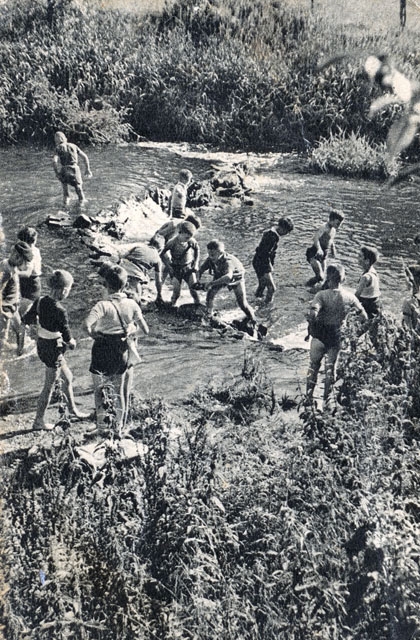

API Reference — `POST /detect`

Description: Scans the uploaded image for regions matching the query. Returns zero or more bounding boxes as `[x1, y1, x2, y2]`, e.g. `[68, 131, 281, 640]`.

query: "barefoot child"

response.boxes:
[253, 216, 294, 303]
[306, 208, 344, 286]
[1, 241, 33, 354]
[355, 246, 381, 318]
[161, 221, 200, 306]
[169, 169, 193, 218]
[53, 131, 92, 206]
[306, 264, 367, 405]
[85, 264, 149, 434]
[23, 270, 88, 430]
[197, 240, 257, 322]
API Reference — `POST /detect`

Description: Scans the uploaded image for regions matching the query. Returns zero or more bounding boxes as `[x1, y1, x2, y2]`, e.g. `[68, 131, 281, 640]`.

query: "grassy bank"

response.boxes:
[1, 0, 420, 165]
[1, 317, 420, 639]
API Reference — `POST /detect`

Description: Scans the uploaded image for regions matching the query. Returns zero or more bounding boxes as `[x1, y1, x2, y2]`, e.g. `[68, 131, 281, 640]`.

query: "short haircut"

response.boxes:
[48, 269, 73, 291]
[17, 226, 37, 245]
[185, 214, 202, 230]
[54, 131, 67, 145]
[179, 169, 192, 183]
[360, 246, 379, 266]
[149, 235, 165, 251]
[99, 263, 127, 292]
[329, 208, 345, 223]
[277, 217, 294, 233]
[178, 221, 196, 237]
[13, 241, 33, 263]
[207, 239, 224, 252]
[326, 263, 345, 285]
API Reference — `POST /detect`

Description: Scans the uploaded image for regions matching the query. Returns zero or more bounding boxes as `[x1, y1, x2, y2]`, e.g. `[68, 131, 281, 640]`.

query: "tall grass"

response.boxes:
[2, 0, 420, 160]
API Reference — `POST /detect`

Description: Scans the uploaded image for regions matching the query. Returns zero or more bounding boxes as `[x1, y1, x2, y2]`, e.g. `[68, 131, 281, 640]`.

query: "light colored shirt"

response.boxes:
[170, 182, 187, 215]
[310, 287, 364, 327]
[85, 292, 144, 336]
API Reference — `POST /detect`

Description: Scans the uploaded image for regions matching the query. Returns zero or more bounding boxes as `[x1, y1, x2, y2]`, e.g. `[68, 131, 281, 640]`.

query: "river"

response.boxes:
[1, 142, 419, 414]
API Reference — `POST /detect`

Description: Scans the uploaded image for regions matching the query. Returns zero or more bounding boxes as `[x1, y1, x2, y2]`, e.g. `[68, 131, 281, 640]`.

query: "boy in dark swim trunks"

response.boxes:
[355, 246, 381, 318]
[306, 208, 344, 286]
[197, 240, 256, 322]
[53, 131, 92, 206]
[23, 270, 89, 430]
[253, 216, 294, 303]
[306, 264, 367, 405]
[161, 221, 200, 306]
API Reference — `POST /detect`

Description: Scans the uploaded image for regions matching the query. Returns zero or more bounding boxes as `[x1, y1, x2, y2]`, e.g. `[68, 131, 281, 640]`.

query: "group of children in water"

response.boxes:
[1, 133, 420, 432]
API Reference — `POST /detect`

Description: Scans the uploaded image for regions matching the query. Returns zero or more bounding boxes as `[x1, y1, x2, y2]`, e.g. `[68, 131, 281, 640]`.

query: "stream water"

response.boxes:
[1, 142, 420, 413]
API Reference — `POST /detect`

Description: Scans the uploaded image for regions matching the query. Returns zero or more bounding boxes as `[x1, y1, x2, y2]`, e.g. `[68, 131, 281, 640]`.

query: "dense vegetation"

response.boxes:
[2, 316, 420, 639]
[1, 0, 420, 163]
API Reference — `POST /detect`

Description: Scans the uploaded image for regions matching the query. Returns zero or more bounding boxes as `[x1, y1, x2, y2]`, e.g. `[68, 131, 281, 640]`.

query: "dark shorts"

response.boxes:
[306, 246, 325, 263]
[60, 165, 82, 188]
[252, 254, 272, 278]
[172, 208, 185, 219]
[172, 263, 195, 283]
[310, 322, 341, 349]
[37, 337, 66, 369]
[20, 275, 41, 301]
[90, 334, 128, 376]
[359, 296, 381, 319]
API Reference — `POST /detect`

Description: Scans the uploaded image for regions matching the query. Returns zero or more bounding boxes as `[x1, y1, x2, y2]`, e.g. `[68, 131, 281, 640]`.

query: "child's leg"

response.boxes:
[306, 338, 326, 399]
[206, 286, 219, 315]
[309, 257, 324, 283]
[324, 347, 340, 402]
[75, 185, 86, 205]
[33, 366, 59, 429]
[234, 281, 256, 322]
[264, 273, 276, 303]
[121, 368, 134, 430]
[170, 277, 182, 306]
[187, 273, 200, 305]
[60, 358, 90, 419]
[62, 182, 70, 206]
[255, 274, 267, 298]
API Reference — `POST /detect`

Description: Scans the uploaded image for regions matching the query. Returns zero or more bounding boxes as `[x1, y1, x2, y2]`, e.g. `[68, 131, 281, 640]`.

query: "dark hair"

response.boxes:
[326, 263, 345, 285]
[178, 221, 196, 237]
[48, 269, 73, 290]
[207, 239, 224, 252]
[329, 208, 345, 223]
[277, 217, 294, 233]
[149, 235, 165, 251]
[179, 169, 192, 183]
[17, 226, 37, 245]
[360, 246, 379, 266]
[99, 263, 127, 292]
[185, 214, 201, 230]
[13, 241, 33, 262]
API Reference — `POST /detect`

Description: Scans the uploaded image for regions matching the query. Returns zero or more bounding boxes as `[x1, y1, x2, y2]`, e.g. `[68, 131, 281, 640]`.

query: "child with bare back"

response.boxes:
[23, 270, 89, 430]
[53, 131, 92, 206]
[169, 169, 193, 218]
[161, 221, 200, 306]
[305, 208, 344, 286]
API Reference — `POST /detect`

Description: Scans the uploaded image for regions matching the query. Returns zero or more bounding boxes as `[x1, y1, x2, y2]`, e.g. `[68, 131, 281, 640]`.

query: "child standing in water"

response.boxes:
[23, 270, 88, 430]
[169, 169, 193, 218]
[355, 246, 381, 318]
[253, 216, 294, 303]
[161, 221, 201, 306]
[306, 208, 345, 286]
[1, 241, 33, 354]
[53, 131, 92, 206]
[306, 264, 367, 405]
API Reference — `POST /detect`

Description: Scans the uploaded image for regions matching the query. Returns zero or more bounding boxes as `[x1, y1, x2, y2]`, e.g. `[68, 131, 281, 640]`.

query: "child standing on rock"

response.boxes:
[53, 131, 92, 207]
[23, 270, 89, 431]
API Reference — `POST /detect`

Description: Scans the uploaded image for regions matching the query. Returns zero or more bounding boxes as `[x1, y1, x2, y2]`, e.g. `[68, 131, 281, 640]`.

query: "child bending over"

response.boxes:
[306, 208, 344, 286]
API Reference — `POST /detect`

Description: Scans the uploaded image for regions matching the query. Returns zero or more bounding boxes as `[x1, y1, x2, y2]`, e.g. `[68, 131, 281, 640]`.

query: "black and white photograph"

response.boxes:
[1, 0, 420, 637]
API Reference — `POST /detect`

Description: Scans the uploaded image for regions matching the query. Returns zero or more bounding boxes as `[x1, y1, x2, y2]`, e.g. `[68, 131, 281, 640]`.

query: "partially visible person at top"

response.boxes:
[1, 241, 33, 355]
[197, 240, 256, 323]
[253, 216, 294, 304]
[355, 246, 381, 319]
[23, 270, 89, 430]
[117, 235, 165, 304]
[305, 208, 345, 287]
[402, 263, 420, 339]
[306, 264, 367, 405]
[152, 212, 201, 248]
[169, 169, 193, 218]
[53, 131, 92, 207]
[84, 264, 149, 435]
[161, 221, 200, 306]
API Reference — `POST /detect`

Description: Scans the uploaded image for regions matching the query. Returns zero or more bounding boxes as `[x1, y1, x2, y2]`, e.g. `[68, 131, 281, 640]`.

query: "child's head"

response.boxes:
[179, 169, 193, 185]
[149, 235, 165, 252]
[277, 216, 294, 236]
[54, 131, 67, 146]
[178, 221, 196, 240]
[185, 213, 202, 230]
[328, 208, 345, 228]
[10, 241, 33, 267]
[207, 239, 224, 260]
[99, 263, 127, 293]
[48, 269, 73, 300]
[405, 264, 420, 291]
[17, 226, 38, 246]
[359, 246, 379, 269]
[325, 263, 345, 287]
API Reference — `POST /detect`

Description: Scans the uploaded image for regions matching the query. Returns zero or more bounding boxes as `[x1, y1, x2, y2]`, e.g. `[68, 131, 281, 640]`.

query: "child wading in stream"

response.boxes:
[23, 270, 89, 430]
[53, 131, 92, 206]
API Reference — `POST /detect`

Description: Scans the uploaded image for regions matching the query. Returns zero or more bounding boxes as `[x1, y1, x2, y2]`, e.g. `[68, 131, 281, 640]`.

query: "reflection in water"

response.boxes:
[1, 143, 419, 404]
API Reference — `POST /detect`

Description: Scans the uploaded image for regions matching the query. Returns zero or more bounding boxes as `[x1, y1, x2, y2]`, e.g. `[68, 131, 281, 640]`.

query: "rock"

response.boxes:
[73, 214, 93, 229]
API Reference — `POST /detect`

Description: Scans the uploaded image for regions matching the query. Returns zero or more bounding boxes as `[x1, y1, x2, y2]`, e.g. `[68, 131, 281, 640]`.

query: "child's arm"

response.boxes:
[154, 261, 163, 301]
[197, 257, 210, 280]
[77, 148, 92, 177]
[134, 306, 149, 335]
[312, 228, 325, 258]
[192, 240, 200, 271]
[355, 273, 370, 299]
[22, 299, 38, 325]
[52, 153, 61, 178]
[160, 243, 174, 275]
